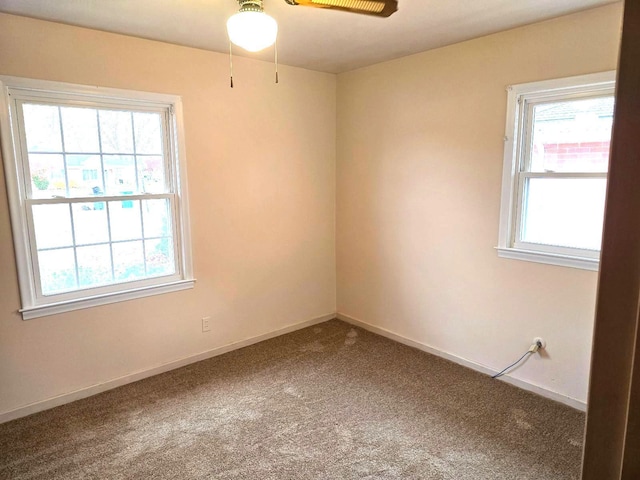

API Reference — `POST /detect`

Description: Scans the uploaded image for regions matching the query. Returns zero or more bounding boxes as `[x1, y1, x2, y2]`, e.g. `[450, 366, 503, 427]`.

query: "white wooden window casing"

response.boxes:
[0, 76, 194, 319]
[497, 71, 616, 271]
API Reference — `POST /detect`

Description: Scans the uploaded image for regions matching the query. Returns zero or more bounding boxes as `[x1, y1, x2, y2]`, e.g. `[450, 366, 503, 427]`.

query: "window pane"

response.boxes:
[28, 154, 66, 198]
[22, 104, 62, 153]
[142, 199, 172, 238]
[77, 244, 113, 288]
[133, 112, 163, 154]
[72, 203, 109, 245]
[99, 110, 134, 154]
[138, 156, 166, 193]
[66, 155, 103, 197]
[530, 97, 614, 173]
[103, 155, 137, 195]
[113, 241, 145, 281]
[145, 238, 175, 277]
[60, 107, 100, 153]
[39, 248, 77, 295]
[32, 204, 73, 249]
[521, 177, 606, 250]
[109, 200, 142, 241]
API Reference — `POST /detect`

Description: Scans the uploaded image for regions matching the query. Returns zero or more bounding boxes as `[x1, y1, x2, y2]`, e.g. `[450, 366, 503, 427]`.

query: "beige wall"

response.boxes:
[336, 4, 622, 406]
[0, 14, 336, 416]
[0, 3, 624, 418]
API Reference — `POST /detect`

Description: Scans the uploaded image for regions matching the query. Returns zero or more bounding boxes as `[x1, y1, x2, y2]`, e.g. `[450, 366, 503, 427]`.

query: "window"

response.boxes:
[497, 71, 616, 271]
[0, 76, 194, 319]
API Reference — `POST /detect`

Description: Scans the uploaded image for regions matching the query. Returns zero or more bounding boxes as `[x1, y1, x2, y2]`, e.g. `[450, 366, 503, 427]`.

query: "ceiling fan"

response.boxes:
[226, 0, 398, 86]
[283, 0, 398, 18]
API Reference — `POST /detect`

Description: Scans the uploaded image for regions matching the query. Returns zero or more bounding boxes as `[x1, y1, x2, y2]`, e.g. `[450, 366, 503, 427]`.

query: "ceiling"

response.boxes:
[0, 0, 620, 73]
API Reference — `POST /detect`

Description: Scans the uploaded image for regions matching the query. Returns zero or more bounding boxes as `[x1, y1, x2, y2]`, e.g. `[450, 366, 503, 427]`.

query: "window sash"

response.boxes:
[25, 194, 182, 305]
[512, 172, 607, 256]
[14, 99, 174, 199]
[520, 94, 613, 175]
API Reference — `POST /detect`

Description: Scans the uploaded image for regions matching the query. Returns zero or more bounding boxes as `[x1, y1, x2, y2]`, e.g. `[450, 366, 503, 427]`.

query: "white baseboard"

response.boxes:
[337, 312, 587, 412]
[0, 312, 336, 424]
[3, 311, 585, 423]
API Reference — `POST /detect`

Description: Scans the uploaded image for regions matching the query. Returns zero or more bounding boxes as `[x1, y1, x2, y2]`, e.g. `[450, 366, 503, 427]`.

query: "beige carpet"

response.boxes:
[0, 319, 585, 479]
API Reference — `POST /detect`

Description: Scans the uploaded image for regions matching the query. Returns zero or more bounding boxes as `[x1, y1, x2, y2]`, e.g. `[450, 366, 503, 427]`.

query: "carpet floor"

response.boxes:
[0, 319, 585, 479]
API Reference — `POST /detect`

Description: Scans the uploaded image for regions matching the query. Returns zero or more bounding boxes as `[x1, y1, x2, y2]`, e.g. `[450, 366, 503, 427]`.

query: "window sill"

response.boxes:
[496, 247, 599, 271]
[20, 279, 196, 320]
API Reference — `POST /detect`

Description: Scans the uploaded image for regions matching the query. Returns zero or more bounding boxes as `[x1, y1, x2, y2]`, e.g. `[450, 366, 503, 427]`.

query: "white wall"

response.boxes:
[0, 13, 336, 418]
[336, 4, 623, 407]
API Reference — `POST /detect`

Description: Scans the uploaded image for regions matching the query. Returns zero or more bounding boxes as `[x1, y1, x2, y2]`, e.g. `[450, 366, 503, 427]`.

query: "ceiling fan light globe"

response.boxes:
[227, 11, 278, 52]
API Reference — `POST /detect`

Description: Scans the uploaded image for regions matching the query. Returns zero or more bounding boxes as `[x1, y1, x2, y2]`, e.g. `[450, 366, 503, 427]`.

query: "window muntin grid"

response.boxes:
[17, 100, 179, 298]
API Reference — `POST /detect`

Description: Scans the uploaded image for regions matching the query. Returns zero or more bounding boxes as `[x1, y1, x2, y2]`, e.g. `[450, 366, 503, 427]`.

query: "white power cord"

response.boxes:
[492, 340, 544, 379]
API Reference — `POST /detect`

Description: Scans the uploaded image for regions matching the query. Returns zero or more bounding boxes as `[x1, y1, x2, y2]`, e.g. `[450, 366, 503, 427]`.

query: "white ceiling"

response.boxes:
[0, 0, 620, 73]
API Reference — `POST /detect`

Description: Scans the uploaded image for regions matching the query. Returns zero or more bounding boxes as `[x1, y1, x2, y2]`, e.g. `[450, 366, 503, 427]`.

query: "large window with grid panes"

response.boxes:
[497, 71, 615, 271]
[0, 76, 193, 319]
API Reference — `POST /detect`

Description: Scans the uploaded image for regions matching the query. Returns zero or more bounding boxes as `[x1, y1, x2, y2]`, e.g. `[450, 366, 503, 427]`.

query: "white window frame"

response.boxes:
[497, 71, 616, 271]
[0, 76, 195, 319]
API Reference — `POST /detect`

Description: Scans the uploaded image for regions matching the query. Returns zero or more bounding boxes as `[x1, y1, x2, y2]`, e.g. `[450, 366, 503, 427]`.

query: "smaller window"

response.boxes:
[497, 71, 616, 270]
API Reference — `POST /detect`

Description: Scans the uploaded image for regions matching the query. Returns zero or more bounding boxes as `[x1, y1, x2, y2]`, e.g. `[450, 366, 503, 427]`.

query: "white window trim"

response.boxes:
[497, 70, 616, 271]
[0, 76, 195, 319]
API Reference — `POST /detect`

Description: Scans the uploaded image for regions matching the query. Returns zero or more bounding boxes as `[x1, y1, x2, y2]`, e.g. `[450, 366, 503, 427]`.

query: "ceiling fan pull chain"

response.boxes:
[275, 39, 279, 84]
[229, 41, 234, 88]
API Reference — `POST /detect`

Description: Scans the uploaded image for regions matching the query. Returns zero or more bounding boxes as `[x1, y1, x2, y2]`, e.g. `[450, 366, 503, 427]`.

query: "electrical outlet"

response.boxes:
[202, 316, 211, 333]
[533, 337, 546, 349]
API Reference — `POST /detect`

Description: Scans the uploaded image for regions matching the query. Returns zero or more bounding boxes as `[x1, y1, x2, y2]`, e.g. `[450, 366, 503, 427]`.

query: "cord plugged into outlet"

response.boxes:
[492, 336, 546, 379]
[528, 337, 545, 353]
[533, 337, 546, 349]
